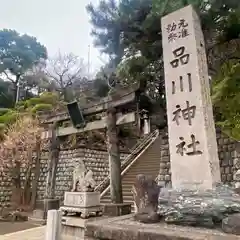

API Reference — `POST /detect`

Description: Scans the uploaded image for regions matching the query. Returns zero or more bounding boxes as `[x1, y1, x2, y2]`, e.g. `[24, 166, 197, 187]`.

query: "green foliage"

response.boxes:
[0, 29, 47, 77]
[0, 110, 18, 125]
[25, 92, 59, 108]
[0, 92, 59, 133]
[25, 97, 44, 108]
[39, 92, 59, 105]
[15, 100, 27, 109]
[0, 29, 48, 104]
[212, 61, 240, 140]
[0, 108, 10, 116]
[31, 103, 53, 114]
[0, 78, 14, 108]
[93, 78, 110, 97]
[87, 0, 240, 97]
[88, 0, 240, 135]
[218, 9, 240, 43]
[86, 0, 123, 65]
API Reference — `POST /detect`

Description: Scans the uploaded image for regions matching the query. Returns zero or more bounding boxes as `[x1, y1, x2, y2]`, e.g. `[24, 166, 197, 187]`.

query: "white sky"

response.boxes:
[0, 0, 105, 74]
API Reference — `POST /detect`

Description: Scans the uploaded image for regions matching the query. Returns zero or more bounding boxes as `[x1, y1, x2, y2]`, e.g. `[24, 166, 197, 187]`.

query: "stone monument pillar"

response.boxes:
[161, 5, 221, 190]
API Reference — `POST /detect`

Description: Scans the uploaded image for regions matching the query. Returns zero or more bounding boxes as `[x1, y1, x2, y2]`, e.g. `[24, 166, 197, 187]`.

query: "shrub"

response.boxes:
[31, 103, 53, 114]
[25, 98, 43, 108]
[39, 92, 59, 105]
[0, 108, 10, 116]
[15, 100, 27, 110]
[25, 92, 59, 109]
[0, 111, 18, 125]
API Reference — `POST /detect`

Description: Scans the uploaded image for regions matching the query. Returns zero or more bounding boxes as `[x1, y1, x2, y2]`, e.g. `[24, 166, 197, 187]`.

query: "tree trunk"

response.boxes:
[45, 123, 60, 199]
[11, 161, 21, 208]
[13, 74, 21, 106]
[22, 164, 32, 206]
[13, 82, 18, 106]
[49, 147, 60, 198]
[106, 108, 123, 204]
[31, 136, 41, 209]
[12, 161, 21, 189]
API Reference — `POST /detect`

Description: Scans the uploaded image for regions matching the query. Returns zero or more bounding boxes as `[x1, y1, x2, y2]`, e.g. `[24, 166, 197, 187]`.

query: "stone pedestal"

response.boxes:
[60, 192, 103, 219]
[62, 216, 104, 240]
[102, 203, 131, 217]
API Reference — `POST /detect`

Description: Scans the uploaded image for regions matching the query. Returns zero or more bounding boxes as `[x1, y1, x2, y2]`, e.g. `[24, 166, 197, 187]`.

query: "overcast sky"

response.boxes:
[0, 0, 104, 74]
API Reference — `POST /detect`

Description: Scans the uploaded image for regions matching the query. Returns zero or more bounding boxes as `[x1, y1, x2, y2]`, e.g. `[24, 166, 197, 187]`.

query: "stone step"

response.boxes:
[99, 132, 160, 208]
[101, 194, 133, 200]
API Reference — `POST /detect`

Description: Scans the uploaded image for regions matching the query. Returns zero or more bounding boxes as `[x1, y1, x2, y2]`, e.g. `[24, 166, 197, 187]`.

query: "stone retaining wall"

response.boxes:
[0, 170, 11, 205]
[157, 129, 240, 187]
[1, 129, 240, 206]
[37, 148, 128, 202]
[0, 147, 128, 206]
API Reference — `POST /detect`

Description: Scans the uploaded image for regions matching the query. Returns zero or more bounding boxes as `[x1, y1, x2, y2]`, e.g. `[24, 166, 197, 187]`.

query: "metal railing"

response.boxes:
[94, 129, 160, 194]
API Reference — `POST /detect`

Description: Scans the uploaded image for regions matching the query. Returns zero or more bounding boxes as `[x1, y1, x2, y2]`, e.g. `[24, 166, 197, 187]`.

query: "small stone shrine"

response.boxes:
[60, 159, 102, 219]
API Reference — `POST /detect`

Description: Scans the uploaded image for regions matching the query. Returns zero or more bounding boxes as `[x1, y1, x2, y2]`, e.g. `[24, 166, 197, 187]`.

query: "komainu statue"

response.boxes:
[71, 160, 96, 192]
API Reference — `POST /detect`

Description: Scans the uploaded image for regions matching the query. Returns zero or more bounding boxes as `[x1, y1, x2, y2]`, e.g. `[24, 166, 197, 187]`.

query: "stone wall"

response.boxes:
[157, 128, 240, 187]
[37, 148, 128, 202]
[0, 147, 128, 206]
[0, 170, 12, 205]
[0, 163, 36, 207]
[1, 128, 240, 206]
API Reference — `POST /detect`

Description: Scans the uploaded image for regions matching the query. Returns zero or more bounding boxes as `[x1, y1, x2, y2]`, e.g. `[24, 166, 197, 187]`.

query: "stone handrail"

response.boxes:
[94, 129, 160, 193]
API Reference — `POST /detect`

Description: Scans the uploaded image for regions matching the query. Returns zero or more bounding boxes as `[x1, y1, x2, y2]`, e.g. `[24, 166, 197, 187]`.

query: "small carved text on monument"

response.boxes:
[176, 134, 202, 156]
[172, 73, 192, 94]
[167, 19, 189, 43]
[172, 101, 196, 126]
[170, 46, 190, 68]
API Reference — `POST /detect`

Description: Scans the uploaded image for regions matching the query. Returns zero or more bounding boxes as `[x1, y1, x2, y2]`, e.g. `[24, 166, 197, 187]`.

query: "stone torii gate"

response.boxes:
[42, 83, 152, 205]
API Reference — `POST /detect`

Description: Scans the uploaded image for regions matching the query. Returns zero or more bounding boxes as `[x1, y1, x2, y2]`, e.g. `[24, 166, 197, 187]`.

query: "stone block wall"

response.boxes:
[232, 142, 240, 184]
[157, 129, 240, 187]
[1, 129, 240, 206]
[37, 148, 128, 202]
[217, 130, 236, 183]
[0, 155, 37, 206]
[0, 163, 36, 207]
[0, 170, 12, 205]
[0, 147, 128, 206]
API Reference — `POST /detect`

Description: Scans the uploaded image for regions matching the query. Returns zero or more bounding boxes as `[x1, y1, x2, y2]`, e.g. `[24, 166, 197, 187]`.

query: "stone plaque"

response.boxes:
[64, 192, 100, 208]
[161, 5, 221, 190]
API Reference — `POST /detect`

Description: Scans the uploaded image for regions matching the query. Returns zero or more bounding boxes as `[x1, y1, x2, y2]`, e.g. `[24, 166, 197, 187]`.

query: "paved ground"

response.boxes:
[0, 221, 43, 235]
[0, 226, 45, 240]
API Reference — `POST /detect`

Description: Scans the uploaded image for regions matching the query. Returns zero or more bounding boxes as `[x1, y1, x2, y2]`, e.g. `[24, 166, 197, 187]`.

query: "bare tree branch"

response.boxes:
[2, 71, 15, 82]
[44, 52, 87, 101]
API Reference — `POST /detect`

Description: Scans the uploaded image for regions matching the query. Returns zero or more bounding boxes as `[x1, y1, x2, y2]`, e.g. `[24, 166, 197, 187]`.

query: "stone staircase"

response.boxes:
[95, 130, 161, 210]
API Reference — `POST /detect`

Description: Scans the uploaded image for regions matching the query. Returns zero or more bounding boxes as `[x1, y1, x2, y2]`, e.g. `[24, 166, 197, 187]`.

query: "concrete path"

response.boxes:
[0, 226, 45, 240]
